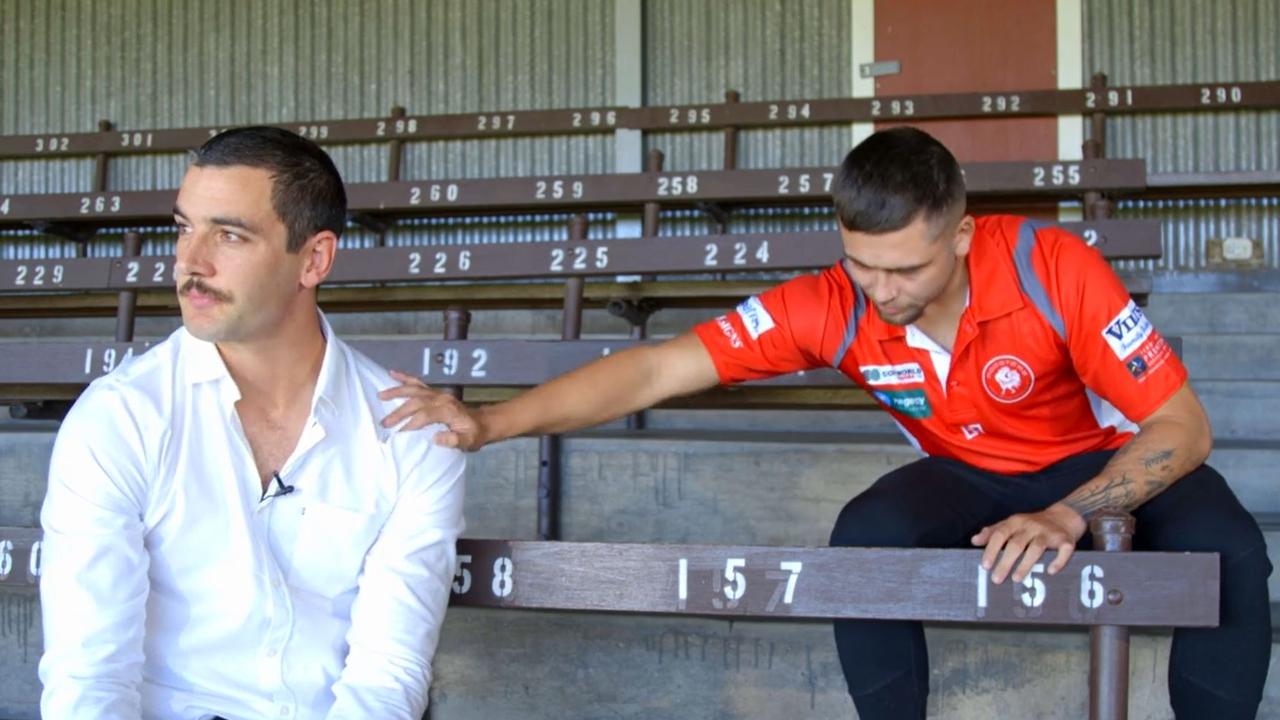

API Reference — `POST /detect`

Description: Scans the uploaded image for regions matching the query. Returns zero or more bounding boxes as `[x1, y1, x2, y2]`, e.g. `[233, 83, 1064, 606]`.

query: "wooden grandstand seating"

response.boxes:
[0, 78, 1275, 156]
[0, 515, 1221, 720]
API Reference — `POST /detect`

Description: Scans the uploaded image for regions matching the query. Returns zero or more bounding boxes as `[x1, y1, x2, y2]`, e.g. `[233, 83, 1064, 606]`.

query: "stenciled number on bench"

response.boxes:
[1082, 229, 1101, 247]
[1199, 85, 1243, 105]
[0, 197, 9, 215]
[123, 259, 169, 284]
[376, 118, 419, 136]
[703, 240, 770, 268]
[450, 554, 514, 598]
[452, 554, 473, 594]
[34, 136, 71, 152]
[668, 107, 712, 125]
[83, 346, 134, 376]
[871, 98, 915, 117]
[13, 263, 66, 287]
[297, 125, 329, 140]
[549, 245, 608, 272]
[776, 172, 834, 195]
[981, 94, 1022, 113]
[975, 562, 1107, 611]
[79, 194, 123, 215]
[492, 556, 514, 597]
[1031, 163, 1081, 188]
[409, 183, 460, 205]
[421, 347, 488, 379]
[656, 174, 699, 197]
[407, 250, 472, 276]
[0, 538, 42, 584]
[1085, 89, 1134, 109]
[477, 114, 516, 132]
[768, 102, 811, 120]
[571, 110, 617, 128]
[119, 132, 154, 148]
[677, 557, 803, 612]
[534, 179, 585, 200]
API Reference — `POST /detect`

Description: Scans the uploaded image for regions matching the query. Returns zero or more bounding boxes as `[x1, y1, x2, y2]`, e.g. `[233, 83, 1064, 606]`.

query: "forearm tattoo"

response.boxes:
[1063, 446, 1177, 520]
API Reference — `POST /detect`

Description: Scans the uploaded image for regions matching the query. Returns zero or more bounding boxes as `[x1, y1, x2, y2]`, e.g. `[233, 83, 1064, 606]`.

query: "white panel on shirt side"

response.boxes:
[1085, 388, 1140, 435]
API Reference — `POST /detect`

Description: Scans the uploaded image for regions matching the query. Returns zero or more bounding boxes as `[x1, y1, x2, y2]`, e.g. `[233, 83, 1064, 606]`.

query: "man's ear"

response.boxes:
[952, 215, 976, 258]
[299, 231, 337, 289]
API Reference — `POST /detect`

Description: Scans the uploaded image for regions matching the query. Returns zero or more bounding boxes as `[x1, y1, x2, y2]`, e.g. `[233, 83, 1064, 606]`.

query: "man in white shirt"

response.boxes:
[38, 126, 466, 720]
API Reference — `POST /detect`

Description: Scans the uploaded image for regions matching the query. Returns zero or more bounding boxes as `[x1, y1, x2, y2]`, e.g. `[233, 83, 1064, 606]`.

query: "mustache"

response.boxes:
[179, 277, 232, 303]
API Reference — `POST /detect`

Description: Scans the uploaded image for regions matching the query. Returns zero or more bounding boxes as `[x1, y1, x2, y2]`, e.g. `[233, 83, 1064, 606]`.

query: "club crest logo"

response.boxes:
[982, 355, 1035, 404]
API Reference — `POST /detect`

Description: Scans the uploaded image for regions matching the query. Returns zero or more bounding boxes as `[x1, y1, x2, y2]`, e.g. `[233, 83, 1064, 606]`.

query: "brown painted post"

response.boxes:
[721, 89, 740, 181]
[1083, 73, 1109, 220]
[93, 119, 114, 198]
[1089, 510, 1135, 720]
[114, 231, 143, 341]
[440, 306, 472, 399]
[380, 106, 408, 248]
[641, 148, 665, 239]
[624, 150, 667, 430]
[538, 215, 588, 541]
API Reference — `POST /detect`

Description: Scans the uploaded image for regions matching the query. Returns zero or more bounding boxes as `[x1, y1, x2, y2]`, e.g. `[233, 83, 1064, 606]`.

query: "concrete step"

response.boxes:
[1142, 292, 1280, 336]
[1197, 380, 1280, 441]
[1, 597, 1275, 720]
[425, 610, 1280, 720]
[1179, 334, 1280, 381]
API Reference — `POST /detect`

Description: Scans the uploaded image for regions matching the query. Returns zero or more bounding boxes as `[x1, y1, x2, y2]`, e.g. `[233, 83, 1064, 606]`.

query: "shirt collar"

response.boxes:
[966, 217, 1025, 322]
[179, 310, 345, 423]
[857, 217, 1025, 342]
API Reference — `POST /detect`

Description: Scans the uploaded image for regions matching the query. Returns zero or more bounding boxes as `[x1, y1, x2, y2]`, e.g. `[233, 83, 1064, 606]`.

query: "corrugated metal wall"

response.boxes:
[1085, 0, 1280, 270]
[644, 0, 851, 237]
[0, 0, 617, 258]
[0, 0, 1276, 269]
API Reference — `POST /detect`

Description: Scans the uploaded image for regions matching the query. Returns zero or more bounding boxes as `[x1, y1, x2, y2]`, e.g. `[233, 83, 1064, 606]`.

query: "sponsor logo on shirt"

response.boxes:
[1124, 333, 1172, 382]
[715, 316, 743, 349]
[1126, 355, 1148, 379]
[872, 389, 932, 419]
[735, 296, 776, 340]
[1102, 300, 1153, 359]
[981, 355, 1035, 403]
[859, 362, 926, 387]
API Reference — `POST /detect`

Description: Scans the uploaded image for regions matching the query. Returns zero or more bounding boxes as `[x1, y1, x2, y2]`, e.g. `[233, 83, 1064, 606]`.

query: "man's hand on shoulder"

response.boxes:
[971, 502, 1088, 585]
[378, 370, 489, 451]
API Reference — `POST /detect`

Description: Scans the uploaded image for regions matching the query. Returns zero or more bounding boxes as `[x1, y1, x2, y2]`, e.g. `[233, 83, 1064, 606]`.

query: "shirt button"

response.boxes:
[267, 648, 278, 658]
[280, 707, 292, 717]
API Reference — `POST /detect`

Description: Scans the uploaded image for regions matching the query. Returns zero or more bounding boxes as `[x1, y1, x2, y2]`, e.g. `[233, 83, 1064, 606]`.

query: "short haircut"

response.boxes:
[192, 127, 347, 252]
[832, 126, 966, 234]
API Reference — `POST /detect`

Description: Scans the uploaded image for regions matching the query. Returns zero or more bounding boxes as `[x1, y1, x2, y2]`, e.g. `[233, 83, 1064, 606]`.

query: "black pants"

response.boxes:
[828, 450, 1272, 719]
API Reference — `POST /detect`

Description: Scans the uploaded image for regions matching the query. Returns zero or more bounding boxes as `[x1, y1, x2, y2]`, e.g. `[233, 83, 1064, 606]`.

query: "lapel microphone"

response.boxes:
[262, 471, 296, 501]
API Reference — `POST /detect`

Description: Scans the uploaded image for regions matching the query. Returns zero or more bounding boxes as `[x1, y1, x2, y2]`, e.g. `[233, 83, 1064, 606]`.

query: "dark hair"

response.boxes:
[831, 126, 965, 234]
[192, 126, 347, 252]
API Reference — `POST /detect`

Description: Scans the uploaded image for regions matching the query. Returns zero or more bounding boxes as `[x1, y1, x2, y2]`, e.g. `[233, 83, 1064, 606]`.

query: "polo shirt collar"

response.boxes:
[852, 220, 1025, 342]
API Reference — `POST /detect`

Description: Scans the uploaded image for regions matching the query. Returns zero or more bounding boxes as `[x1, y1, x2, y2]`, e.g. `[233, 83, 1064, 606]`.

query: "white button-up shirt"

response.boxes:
[39, 314, 466, 720]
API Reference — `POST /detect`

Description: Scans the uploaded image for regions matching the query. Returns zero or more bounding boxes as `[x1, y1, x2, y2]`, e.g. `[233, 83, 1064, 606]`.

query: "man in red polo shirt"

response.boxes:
[381, 127, 1271, 718]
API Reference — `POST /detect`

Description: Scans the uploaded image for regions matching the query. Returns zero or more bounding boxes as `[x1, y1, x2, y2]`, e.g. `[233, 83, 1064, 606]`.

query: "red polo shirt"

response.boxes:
[693, 215, 1186, 474]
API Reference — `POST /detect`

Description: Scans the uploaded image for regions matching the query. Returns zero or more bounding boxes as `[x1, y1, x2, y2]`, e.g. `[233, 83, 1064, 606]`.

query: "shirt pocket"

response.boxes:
[287, 501, 384, 599]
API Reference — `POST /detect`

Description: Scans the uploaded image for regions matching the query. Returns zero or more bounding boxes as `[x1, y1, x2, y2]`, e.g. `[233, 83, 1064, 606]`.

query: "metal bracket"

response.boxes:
[348, 212, 391, 235]
[28, 221, 96, 243]
[694, 201, 731, 228]
[607, 298, 661, 326]
[859, 60, 901, 78]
